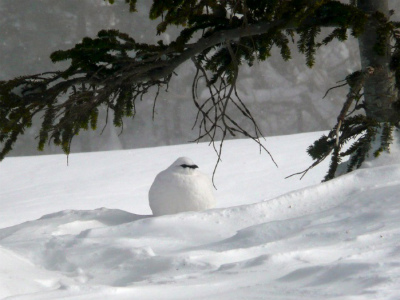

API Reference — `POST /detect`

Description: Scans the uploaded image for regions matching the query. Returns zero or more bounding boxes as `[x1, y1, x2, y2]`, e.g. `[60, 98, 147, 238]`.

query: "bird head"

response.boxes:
[169, 157, 199, 172]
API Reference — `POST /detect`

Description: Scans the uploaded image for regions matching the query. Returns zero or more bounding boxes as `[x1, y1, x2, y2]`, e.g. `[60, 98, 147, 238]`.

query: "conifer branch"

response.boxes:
[288, 66, 376, 180]
[0, 0, 393, 172]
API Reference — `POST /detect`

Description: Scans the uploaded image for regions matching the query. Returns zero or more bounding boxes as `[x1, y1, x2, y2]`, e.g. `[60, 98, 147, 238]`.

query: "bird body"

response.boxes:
[149, 157, 216, 216]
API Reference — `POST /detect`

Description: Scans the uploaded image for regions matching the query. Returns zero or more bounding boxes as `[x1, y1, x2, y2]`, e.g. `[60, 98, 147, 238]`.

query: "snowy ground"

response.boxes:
[1, 131, 400, 299]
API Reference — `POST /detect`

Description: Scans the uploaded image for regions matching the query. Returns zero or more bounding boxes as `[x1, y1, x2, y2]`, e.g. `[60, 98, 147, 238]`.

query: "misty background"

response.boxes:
[1, 0, 399, 157]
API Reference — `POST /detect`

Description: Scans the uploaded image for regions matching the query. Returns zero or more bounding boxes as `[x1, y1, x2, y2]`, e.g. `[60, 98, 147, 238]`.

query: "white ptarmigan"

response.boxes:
[149, 157, 216, 216]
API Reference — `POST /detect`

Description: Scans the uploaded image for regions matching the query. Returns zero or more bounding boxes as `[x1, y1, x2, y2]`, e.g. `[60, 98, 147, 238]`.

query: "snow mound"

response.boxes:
[2, 163, 400, 299]
[1, 132, 400, 299]
[0, 246, 63, 299]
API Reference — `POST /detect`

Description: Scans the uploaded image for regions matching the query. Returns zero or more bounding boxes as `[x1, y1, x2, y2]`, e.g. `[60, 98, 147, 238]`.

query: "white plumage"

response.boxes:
[149, 157, 216, 216]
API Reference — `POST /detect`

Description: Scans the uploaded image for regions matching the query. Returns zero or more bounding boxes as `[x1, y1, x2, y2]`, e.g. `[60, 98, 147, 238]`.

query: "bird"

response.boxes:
[149, 157, 216, 216]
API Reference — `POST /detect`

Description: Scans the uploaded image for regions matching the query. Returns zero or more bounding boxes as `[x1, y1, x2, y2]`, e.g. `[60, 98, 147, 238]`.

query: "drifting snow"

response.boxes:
[1, 131, 400, 299]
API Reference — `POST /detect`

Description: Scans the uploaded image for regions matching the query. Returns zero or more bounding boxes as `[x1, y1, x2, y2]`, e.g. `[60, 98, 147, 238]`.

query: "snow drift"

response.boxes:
[1, 131, 400, 299]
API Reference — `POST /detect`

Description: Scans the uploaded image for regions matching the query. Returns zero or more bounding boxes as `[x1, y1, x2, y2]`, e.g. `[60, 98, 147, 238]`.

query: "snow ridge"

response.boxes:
[1, 132, 400, 299]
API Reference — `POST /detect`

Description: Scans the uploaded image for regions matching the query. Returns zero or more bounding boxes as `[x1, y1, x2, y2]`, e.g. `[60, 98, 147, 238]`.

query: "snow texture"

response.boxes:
[1, 131, 400, 299]
[149, 157, 216, 216]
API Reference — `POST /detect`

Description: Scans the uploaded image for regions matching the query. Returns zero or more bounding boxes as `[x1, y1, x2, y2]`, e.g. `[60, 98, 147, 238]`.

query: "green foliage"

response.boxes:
[313, 1, 367, 32]
[319, 27, 347, 45]
[372, 11, 393, 56]
[307, 134, 334, 161]
[345, 126, 376, 172]
[297, 26, 321, 67]
[50, 29, 152, 79]
[1, 0, 399, 172]
[295, 2, 368, 67]
[325, 145, 341, 182]
[308, 116, 396, 181]
[0, 28, 171, 159]
[373, 123, 393, 158]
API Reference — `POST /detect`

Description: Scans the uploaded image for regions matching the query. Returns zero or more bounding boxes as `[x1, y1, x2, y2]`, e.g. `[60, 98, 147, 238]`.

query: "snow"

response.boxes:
[1, 131, 400, 299]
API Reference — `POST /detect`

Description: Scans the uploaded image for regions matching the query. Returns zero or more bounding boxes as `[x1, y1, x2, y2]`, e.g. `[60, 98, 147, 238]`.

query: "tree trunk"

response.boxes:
[357, 0, 399, 123]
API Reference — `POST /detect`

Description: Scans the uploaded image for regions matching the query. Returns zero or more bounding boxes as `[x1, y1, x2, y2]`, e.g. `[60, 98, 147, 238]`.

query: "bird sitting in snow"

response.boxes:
[149, 157, 216, 216]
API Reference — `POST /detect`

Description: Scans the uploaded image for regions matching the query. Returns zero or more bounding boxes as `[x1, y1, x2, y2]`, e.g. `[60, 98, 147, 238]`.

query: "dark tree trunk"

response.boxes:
[357, 0, 399, 123]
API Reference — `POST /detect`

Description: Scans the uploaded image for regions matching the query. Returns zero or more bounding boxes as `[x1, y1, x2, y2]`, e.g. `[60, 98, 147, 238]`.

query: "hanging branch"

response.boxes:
[287, 67, 375, 180]
[191, 40, 277, 185]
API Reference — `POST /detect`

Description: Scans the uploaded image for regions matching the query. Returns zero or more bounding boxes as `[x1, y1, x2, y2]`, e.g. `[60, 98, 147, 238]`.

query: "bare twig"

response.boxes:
[189, 39, 278, 185]
[322, 83, 347, 99]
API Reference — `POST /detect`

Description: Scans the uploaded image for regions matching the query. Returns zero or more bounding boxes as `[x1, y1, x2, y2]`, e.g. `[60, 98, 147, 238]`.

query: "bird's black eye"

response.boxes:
[180, 164, 199, 169]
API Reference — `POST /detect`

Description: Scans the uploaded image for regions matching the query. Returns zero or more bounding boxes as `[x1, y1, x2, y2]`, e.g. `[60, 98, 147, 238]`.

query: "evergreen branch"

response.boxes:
[0, 1, 387, 163]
